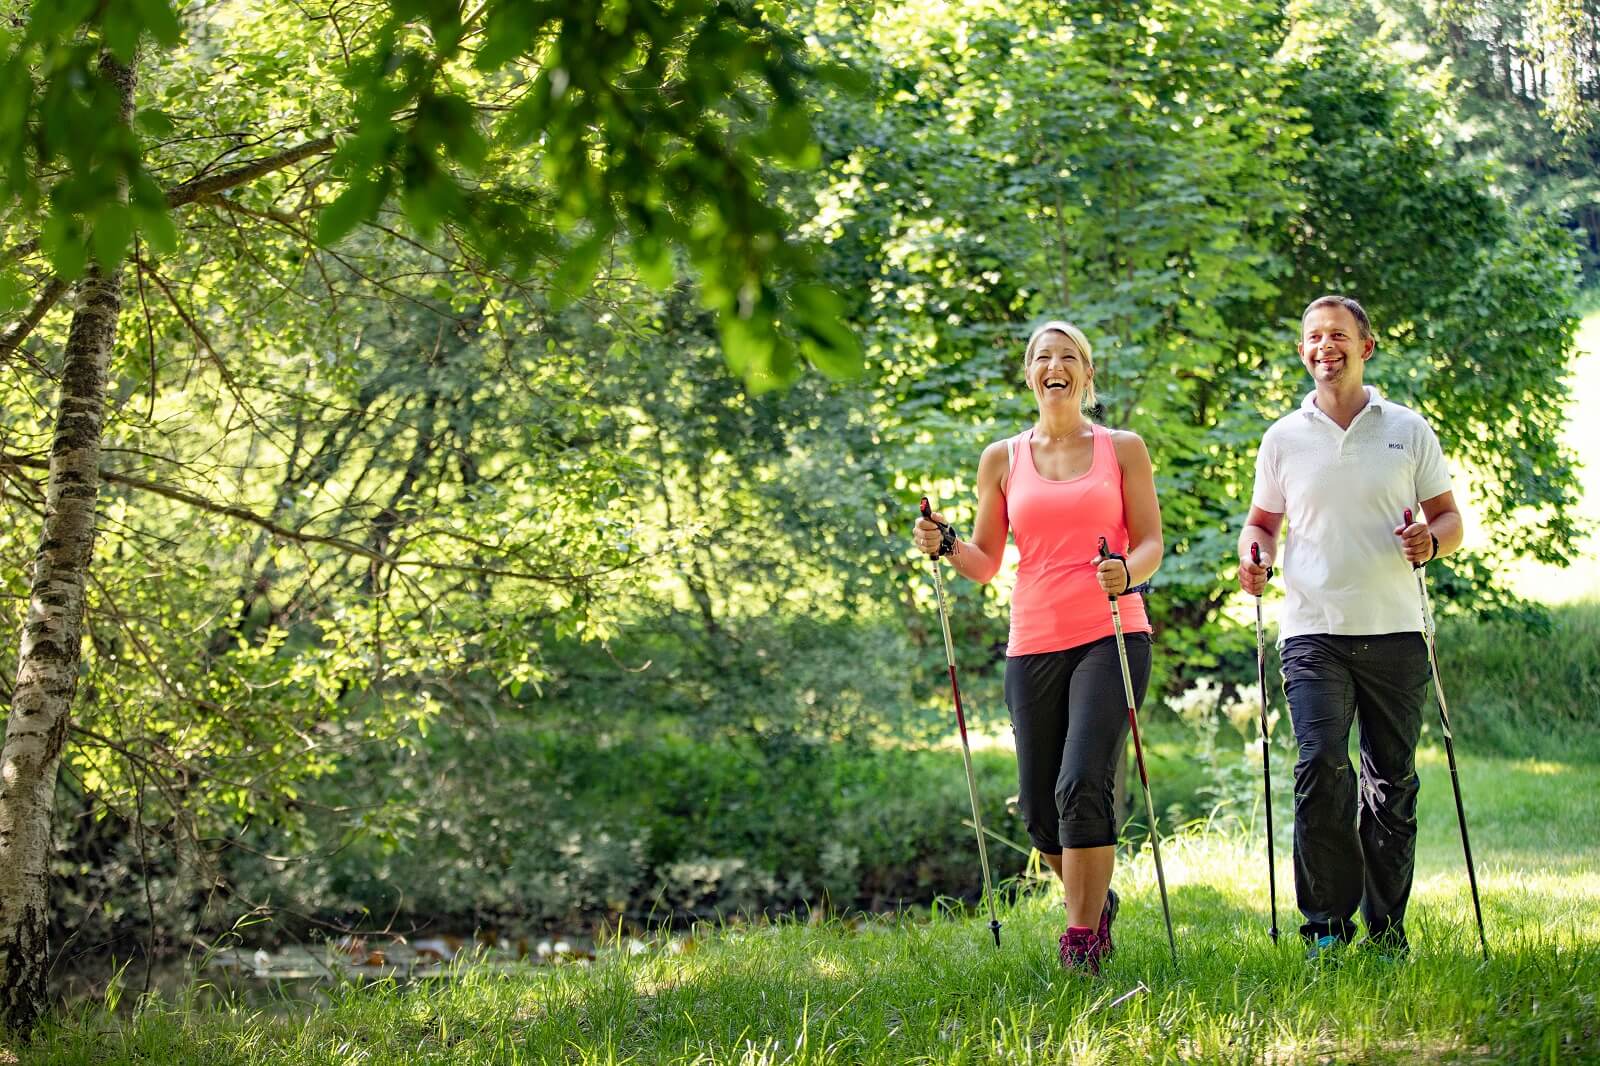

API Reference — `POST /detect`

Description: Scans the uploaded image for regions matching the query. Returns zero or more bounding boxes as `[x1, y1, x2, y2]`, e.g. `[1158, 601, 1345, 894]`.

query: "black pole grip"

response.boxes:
[1097, 537, 1122, 601]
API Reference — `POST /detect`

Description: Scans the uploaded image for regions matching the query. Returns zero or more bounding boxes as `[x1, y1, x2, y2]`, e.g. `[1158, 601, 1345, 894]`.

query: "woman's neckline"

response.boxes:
[1025, 425, 1098, 484]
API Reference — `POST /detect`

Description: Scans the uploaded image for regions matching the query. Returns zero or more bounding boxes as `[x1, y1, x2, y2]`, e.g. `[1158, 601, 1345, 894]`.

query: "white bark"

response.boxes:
[0, 51, 134, 1038]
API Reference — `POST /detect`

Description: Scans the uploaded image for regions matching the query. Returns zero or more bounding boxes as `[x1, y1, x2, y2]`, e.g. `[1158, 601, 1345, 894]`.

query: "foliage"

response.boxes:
[1, 0, 1591, 987]
[1371, 0, 1600, 278]
[1433, 598, 1600, 756]
[17, 746, 1600, 1063]
[216, 721, 1027, 935]
[802, 0, 1583, 703]
[0, 0, 863, 383]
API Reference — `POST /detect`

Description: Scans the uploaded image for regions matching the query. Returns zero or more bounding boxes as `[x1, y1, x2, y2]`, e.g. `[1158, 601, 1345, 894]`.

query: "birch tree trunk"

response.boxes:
[0, 52, 134, 1038]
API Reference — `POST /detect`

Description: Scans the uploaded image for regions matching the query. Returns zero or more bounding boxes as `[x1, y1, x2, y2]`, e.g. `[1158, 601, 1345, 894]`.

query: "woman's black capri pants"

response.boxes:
[1004, 633, 1152, 852]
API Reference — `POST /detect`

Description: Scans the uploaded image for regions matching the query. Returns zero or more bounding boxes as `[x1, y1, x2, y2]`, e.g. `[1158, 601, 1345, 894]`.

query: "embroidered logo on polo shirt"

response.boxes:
[1388, 443, 1404, 450]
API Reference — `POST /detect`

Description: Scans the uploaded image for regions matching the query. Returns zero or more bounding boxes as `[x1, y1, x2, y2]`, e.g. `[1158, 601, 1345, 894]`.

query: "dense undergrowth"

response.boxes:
[211, 601, 1600, 938]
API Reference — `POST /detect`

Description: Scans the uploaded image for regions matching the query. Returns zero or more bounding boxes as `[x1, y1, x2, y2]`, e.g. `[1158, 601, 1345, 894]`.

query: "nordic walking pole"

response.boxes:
[1250, 542, 1281, 944]
[1404, 509, 1489, 961]
[1098, 537, 1177, 963]
[919, 498, 1002, 948]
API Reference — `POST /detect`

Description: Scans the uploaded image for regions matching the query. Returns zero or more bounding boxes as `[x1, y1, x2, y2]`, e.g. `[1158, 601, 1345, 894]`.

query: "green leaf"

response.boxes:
[472, 3, 536, 71]
[130, 0, 184, 46]
[25, 0, 97, 44]
[766, 105, 819, 168]
[630, 235, 674, 290]
[551, 232, 609, 307]
[0, 271, 22, 317]
[789, 283, 863, 379]
[813, 61, 872, 95]
[136, 205, 179, 255]
[100, 5, 142, 62]
[90, 205, 134, 271]
[136, 108, 179, 137]
[41, 210, 87, 279]
[316, 175, 387, 245]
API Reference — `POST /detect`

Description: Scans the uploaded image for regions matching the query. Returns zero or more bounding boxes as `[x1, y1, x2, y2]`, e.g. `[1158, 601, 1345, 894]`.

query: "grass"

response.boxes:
[11, 308, 1599, 1063]
[1460, 305, 1600, 602]
[1434, 599, 1600, 759]
[13, 747, 1599, 1064]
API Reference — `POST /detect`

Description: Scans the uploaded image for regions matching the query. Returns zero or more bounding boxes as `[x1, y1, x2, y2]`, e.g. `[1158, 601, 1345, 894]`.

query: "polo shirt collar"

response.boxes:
[1300, 385, 1385, 420]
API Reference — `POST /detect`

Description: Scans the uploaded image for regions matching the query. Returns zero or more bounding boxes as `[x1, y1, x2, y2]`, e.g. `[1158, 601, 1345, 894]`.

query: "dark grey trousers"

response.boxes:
[1281, 633, 1430, 943]
[1006, 633, 1152, 852]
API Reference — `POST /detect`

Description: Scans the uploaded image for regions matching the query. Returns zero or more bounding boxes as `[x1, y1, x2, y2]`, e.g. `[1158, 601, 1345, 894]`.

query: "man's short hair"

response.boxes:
[1302, 295, 1372, 341]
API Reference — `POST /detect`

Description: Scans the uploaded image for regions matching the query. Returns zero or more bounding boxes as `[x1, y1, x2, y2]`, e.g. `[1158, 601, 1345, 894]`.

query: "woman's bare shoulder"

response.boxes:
[1107, 428, 1152, 466]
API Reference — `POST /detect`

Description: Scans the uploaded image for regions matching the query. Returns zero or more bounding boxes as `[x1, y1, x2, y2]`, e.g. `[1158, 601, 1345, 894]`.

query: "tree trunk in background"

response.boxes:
[0, 52, 134, 1039]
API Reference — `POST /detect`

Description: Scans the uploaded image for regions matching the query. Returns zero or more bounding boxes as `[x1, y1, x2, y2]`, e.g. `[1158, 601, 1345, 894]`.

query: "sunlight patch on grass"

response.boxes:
[24, 753, 1600, 1064]
[1459, 308, 1600, 603]
[1503, 757, 1573, 776]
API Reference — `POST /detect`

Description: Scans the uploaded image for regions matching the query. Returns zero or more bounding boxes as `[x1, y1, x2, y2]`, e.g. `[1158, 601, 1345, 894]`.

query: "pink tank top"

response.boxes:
[1007, 425, 1151, 656]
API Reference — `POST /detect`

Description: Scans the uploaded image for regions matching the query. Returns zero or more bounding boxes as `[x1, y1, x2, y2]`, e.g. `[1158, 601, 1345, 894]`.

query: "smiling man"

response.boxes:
[1236, 295, 1464, 960]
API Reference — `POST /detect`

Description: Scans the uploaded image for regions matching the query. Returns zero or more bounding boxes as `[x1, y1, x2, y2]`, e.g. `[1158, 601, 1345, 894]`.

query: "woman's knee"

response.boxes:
[1015, 793, 1062, 854]
[1055, 771, 1117, 845]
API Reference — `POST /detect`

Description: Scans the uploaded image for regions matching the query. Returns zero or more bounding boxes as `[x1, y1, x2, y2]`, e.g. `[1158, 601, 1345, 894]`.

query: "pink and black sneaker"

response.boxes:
[1098, 887, 1119, 958]
[1058, 925, 1105, 975]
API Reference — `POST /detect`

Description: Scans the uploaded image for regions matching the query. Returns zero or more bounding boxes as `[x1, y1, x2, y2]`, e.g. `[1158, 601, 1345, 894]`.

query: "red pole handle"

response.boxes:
[1251, 540, 1274, 584]
[1403, 509, 1423, 570]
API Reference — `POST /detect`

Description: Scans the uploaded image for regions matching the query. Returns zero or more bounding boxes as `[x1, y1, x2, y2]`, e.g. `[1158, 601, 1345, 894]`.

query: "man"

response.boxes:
[1237, 295, 1463, 959]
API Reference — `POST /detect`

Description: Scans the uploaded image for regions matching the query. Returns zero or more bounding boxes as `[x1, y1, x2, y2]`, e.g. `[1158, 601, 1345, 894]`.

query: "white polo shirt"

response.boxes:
[1250, 386, 1452, 640]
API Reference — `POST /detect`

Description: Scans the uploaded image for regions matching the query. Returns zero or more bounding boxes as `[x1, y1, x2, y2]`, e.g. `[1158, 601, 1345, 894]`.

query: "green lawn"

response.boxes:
[1463, 306, 1600, 602]
[14, 746, 1598, 1065]
[12, 323, 1599, 1066]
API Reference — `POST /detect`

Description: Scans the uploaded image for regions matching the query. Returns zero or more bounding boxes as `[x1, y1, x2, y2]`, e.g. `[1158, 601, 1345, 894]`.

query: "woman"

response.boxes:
[913, 320, 1163, 973]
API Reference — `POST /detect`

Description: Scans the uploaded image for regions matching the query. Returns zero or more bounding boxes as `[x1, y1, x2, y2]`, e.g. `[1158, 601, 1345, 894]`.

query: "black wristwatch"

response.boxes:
[1427, 534, 1439, 562]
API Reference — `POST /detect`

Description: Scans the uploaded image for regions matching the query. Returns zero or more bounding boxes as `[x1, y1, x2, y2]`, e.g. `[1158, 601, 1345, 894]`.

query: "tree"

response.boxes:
[805, 0, 1581, 695]
[0, 0, 859, 1035]
[1373, 0, 1600, 278]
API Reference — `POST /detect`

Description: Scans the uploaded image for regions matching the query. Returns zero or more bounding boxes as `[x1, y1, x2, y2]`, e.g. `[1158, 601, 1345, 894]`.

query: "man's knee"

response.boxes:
[1294, 749, 1355, 822]
[1360, 764, 1420, 824]
[1295, 745, 1353, 785]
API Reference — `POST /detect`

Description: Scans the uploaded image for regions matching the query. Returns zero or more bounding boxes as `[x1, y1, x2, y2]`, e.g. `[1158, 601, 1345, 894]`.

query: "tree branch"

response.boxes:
[0, 451, 629, 585]
[0, 135, 340, 358]
[0, 275, 70, 369]
[162, 134, 338, 210]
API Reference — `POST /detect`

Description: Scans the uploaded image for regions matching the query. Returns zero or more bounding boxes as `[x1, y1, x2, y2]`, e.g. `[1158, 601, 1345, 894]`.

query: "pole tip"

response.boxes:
[990, 920, 1002, 947]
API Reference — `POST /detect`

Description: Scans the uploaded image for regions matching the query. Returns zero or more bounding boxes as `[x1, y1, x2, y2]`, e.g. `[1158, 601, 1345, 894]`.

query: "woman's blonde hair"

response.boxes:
[1023, 320, 1097, 411]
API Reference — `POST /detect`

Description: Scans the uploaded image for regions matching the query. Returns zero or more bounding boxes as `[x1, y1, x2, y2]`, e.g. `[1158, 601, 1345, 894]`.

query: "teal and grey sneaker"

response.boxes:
[1304, 934, 1345, 961]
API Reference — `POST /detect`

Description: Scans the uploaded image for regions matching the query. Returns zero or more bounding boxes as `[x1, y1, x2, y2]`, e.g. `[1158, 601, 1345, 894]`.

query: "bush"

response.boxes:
[215, 725, 1031, 938]
[1433, 600, 1600, 758]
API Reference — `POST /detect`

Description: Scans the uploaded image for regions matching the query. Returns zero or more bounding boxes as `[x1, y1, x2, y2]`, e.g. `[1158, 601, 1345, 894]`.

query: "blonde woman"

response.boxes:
[914, 321, 1163, 973]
